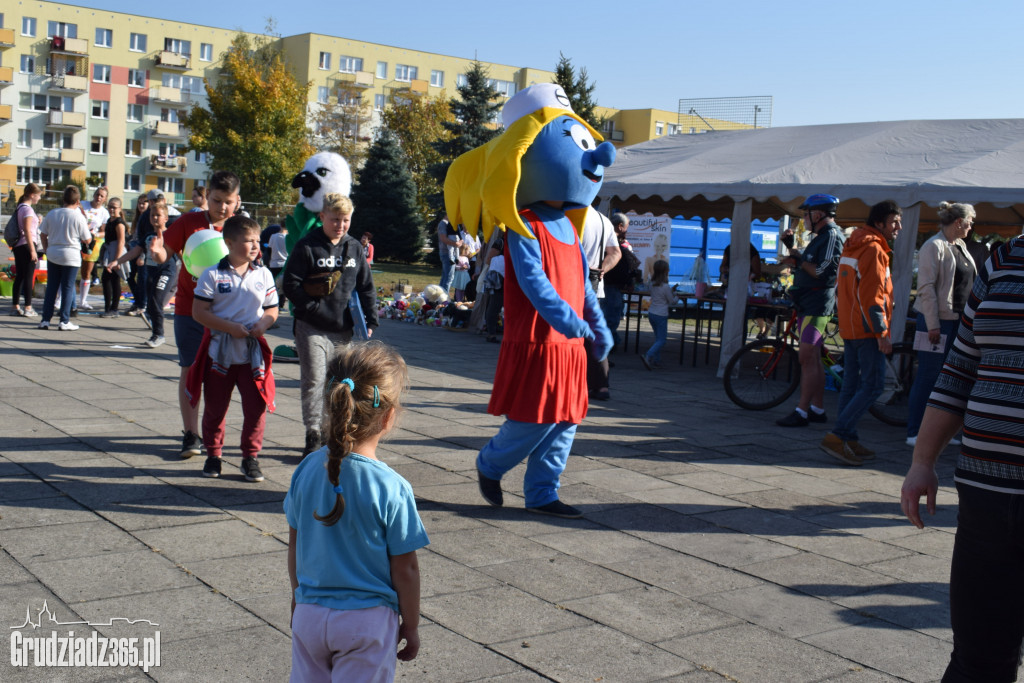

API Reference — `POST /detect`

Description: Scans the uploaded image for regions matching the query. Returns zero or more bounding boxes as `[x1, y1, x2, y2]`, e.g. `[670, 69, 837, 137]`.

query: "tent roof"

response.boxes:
[600, 118, 1024, 232]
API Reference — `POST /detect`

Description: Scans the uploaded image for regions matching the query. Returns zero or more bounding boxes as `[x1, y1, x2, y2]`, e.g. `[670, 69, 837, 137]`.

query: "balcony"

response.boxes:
[0, 66, 12, 86]
[151, 120, 185, 139]
[48, 73, 89, 93]
[50, 36, 89, 55]
[156, 51, 190, 70]
[0, 28, 14, 48]
[149, 154, 188, 173]
[0, 142, 10, 160]
[46, 110, 86, 129]
[42, 148, 85, 166]
[0, 104, 12, 121]
[335, 70, 375, 88]
[149, 85, 183, 104]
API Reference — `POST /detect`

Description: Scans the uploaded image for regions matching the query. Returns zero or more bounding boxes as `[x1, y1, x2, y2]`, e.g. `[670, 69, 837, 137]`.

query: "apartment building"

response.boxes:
[0, 2, 706, 205]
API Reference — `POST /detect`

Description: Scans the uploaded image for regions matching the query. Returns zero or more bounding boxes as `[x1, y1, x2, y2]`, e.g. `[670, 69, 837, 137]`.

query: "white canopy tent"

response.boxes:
[597, 118, 1024, 375]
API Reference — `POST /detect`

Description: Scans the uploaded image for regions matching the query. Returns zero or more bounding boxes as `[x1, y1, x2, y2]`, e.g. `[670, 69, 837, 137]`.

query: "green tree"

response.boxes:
[381, 94, 453, 222]
[553, 52, 604, 130]
[310, 85, 374, 174]
[181, 31, 314, 205]
[427, 61, 502, 222]
[351, 130, 425, 263]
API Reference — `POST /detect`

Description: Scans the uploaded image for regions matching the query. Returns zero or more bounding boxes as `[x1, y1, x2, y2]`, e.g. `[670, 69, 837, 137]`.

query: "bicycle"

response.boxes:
[723, 306, 915, 426]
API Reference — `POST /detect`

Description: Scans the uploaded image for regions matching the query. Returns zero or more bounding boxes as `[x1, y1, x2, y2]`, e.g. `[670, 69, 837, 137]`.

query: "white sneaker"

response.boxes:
[79, 301, 94, 310]
[145, 336, 165, 348]
[906, 436, 917, 447]
[58, 321, 79, 331]
[23, 308, 38, 318]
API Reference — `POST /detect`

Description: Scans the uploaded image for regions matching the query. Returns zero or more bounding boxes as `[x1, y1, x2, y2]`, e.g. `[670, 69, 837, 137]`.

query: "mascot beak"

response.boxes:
[291, 171, 321, 198]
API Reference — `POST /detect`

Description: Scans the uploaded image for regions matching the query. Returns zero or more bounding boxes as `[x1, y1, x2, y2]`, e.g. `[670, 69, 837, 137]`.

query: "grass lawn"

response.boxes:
[371, 260, 441, 295]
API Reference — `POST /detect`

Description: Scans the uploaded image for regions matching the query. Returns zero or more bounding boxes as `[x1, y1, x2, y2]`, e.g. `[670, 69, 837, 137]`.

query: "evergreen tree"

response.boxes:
[350, 130, 424, 263]
[427, 61, 502, 221]
[553, 52, 604, 130]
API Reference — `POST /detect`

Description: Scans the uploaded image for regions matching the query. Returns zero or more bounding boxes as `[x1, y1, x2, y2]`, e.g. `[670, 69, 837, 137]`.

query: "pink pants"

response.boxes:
[290, 603, 398, 683]
[201, 363, 266, 459]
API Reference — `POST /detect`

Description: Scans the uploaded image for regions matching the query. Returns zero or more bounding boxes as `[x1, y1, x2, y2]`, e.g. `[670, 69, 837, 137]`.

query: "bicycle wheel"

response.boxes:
[723, 339, 801, 410]
[869, 343, 915, 426]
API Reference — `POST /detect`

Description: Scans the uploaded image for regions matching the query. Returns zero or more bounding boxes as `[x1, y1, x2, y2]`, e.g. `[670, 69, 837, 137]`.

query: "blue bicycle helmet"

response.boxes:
[799, 194, 840, 216]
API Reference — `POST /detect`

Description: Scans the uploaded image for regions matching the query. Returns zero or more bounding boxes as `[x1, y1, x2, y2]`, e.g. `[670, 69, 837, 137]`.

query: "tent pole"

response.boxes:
[890, 202, 919, 345]
[718, 198, 753, 378]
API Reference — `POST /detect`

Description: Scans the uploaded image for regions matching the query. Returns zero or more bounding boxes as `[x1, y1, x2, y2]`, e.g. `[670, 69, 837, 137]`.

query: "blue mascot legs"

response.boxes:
[476, 419, 578, 508]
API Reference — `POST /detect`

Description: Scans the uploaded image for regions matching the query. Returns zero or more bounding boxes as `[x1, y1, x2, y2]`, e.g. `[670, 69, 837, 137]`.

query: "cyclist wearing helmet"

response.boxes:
[776, 194, 845, 427]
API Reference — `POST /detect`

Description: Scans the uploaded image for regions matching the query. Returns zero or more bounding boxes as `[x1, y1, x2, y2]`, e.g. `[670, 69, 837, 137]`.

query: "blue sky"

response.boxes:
[85, 0, 1024, 127]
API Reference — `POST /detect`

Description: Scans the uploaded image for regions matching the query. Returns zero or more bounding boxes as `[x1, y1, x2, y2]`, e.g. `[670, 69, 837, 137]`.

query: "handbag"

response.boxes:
[302, 271, 341, 298]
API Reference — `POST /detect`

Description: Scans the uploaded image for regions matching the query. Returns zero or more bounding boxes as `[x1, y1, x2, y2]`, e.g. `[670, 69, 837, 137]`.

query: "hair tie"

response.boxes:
[373, 385, 380, 408]
[333, 484, 344, 494]
[340, 378, 355, 391]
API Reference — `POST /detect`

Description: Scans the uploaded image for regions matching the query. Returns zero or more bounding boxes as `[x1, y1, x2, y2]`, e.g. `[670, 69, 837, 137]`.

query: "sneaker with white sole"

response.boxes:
[241, 457, 264, 482]
[37, 321, 49, 330]
[202, 456, 222, 478]
[906, 436, 917, 447]
[23, 308, 39, 318]
[181, 430, 202, 459]
[145, 336, 165, 348]
[58, 321, 79, 331]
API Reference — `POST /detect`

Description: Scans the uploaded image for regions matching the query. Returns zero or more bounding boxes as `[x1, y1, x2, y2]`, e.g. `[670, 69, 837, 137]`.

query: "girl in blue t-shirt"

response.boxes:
[285, 342, 429, 682]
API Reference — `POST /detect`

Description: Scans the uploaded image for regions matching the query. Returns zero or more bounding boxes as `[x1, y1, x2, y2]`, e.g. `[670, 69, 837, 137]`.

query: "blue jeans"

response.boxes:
[601, 285, 624, 348]
[439, 256, 455, 292]
[833, 338, 888, 441]
[41, 262, 78, 325]
[907, 314, 959, 438]
[645, 313, 668, 364]
[943, 483, 1024, 682]
[477, 419, 578, 507]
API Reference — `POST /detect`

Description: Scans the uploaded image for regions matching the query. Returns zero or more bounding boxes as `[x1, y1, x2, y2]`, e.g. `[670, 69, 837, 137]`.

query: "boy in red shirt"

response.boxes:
[150, 171, 241, 458]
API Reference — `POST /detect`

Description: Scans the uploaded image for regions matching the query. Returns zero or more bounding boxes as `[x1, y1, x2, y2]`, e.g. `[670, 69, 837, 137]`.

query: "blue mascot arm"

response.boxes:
[508, 230, 592, 340]
[579, 244, 613, 360]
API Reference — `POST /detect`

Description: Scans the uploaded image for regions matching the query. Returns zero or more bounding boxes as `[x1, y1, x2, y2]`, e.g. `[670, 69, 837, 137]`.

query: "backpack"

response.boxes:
[3, 211, 21, 249]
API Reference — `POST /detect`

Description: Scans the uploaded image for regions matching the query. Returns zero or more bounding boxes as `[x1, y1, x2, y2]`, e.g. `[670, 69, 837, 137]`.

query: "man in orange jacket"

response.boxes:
[821, 200, 902, 466]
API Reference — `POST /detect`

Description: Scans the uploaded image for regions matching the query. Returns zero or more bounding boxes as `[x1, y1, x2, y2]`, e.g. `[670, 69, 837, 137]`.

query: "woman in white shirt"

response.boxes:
[78, 186, 109, 309]
[38, 186, 92, 331]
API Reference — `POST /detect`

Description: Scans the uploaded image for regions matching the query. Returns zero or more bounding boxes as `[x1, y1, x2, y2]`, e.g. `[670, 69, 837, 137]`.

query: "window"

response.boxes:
[22, 17, 36, 37]
[127, 104, 143, 122]
[160, 108, 180, 123]
[199, 43, 212, 61]
[395, 64, 417, 82]
[128, 69, 145, 87]
[124, 174, 141, 192]
[47, 21, 77, 38]
[487, 79, 515, 97]
[43, 133, 72, 149]
[95, 28, 112, 47]
[17, 129, 31, 148]
[374, 94, 385, 112]
[181, 76, 203, 93]
[28, 94, 66, 112]
[18, 167, 69, 185]
[93, 64, 111, 83]
[158, 142, 179, 157]
[129, 32, 147, 52]
[125, 139, 142, 156]
[164, 38, 190, 56]
[91, 172, 108, 187]
[318, 52, 330, 70]
[19, 55, 34, 74]
[194, 150, 208, 164]
[158, 177, 184, 194]
[666, 123, 680, 135]
[456, 74, 468, 88]
[91, 100, 109, 119]
[655, 121, 664, 136]
[430, 70, 444, 87]
[338, 56, 362, 73]
[317, 86, 329, 104]
[90, 136, 108, 155]
[162, 73, 181, 88]
[375, 61, 387, 79]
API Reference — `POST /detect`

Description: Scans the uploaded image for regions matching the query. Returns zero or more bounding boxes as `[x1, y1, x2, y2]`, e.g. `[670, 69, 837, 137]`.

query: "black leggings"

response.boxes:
[101, 267, 122, 312]
[11, 245, 36, 308]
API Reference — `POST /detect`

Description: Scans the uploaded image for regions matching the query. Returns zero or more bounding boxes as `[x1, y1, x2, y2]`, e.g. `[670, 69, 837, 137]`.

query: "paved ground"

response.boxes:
[0, 296, 973, 682]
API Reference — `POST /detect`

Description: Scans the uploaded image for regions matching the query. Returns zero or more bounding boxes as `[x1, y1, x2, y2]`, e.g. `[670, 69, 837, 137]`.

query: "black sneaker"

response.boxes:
[202, 456, 222, 478]
[808, 410, 828, 423]
[302, 429, 322, 457]
[527, 499, 583, 519]
[477, 469, 503, 507]
[776, 410, 809, 427]
[181, 430, 202, 459]
[241, 457, 264, 482]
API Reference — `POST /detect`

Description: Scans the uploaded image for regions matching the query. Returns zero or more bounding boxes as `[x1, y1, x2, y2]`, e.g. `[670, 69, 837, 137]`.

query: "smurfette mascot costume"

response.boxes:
[445, 84, 615, 518]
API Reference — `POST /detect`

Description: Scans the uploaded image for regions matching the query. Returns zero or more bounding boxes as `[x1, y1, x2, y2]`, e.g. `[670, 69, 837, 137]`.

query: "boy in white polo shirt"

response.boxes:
[191, 216, 279, 482]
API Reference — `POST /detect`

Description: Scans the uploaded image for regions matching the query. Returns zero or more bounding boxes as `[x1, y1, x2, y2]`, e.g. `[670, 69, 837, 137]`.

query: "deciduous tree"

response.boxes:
[310, 86, 373, 173]
[381, 94, 453, 222]
[181, 31, 313, 205]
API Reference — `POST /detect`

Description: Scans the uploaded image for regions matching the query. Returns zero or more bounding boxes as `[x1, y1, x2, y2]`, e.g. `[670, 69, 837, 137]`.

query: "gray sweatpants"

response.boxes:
[294, 318, 353, 434]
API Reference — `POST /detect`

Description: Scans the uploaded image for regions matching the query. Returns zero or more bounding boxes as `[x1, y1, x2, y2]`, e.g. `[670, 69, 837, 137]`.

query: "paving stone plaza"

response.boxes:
[0, 304, 975, 682]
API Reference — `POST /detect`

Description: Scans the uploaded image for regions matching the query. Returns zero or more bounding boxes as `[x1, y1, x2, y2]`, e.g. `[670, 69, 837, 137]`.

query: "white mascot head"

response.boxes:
[291, 152, 352, 213]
